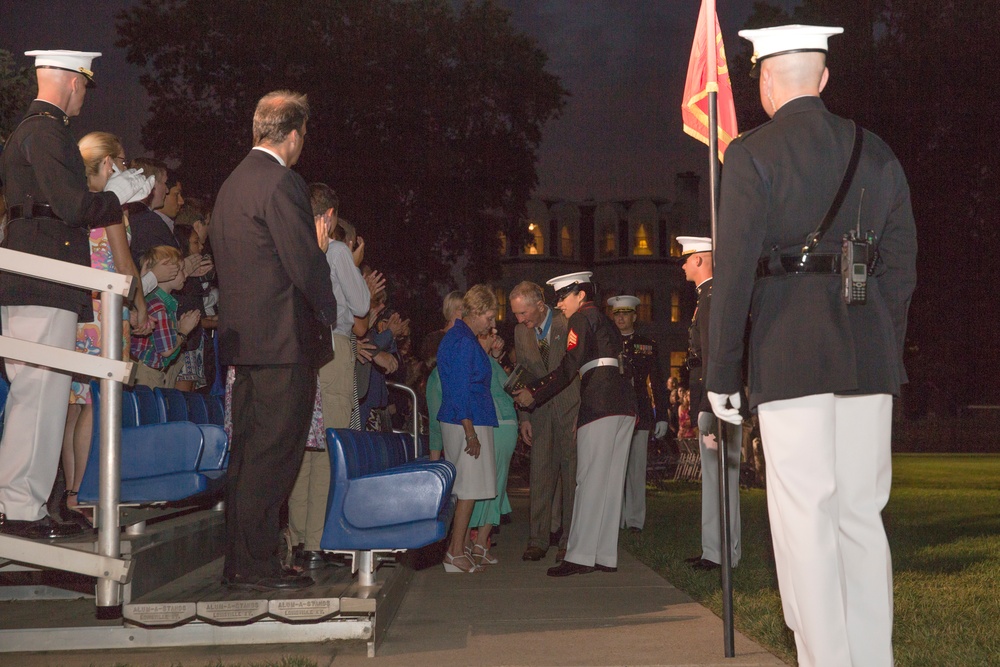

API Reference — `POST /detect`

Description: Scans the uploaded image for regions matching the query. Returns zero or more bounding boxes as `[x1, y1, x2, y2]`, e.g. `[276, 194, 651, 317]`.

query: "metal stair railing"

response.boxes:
[0, 247, 136, 616]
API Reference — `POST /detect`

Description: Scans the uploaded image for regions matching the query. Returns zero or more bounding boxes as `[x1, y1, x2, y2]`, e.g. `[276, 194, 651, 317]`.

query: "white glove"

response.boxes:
[708, 391, 743, 425]
[105, 168, 155, 205]
[653, 421, 668, 439]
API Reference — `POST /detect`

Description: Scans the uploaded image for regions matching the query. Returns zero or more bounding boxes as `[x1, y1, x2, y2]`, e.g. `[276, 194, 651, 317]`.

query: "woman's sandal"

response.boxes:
[472, 544, 499, 565]
[442, 552, 483, 573]
[65, 490, 94, 528]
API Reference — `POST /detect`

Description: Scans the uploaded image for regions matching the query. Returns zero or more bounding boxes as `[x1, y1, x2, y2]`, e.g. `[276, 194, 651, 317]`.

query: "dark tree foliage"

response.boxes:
[0, 49, 36, 145]
[734, 1, 1000, 406]
[116, 0, 566, 335]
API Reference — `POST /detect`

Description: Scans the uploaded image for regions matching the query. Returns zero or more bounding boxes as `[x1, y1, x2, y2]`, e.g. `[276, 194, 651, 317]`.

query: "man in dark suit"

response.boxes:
[211, 90, 337, 591]
[608, 295, 668, 534]
[0, 50, 151, 539]
[510, 281, 580, 563]
[706, 26, 917, 667]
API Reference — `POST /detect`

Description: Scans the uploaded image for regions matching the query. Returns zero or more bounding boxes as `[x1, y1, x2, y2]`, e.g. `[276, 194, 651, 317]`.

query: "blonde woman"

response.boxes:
[436, 285, 499, 572]
[61, 132, 149, 524]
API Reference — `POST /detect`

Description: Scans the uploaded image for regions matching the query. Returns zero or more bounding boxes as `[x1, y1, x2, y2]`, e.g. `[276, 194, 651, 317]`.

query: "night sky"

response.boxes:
[1, 0, 799, 206]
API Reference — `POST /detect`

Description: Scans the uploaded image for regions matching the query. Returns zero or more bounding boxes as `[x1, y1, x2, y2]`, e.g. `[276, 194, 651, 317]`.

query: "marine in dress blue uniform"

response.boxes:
[0, 51, 152, 540]
[608, 295, 668, 533]
[705, 26, 917, 667]
[514, 272, 636, 576]
[676, 236, 742, 572]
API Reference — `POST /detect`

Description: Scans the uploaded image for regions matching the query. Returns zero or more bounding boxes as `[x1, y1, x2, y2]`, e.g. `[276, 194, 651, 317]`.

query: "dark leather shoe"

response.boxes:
[627, 526, 642, 534]
[594, 564, 618, 573]
[522, 545, 547, 561]
[295, 549, 328, 569]
[691, 558, 720, 571]
[224, 573, 315, 591]
[554, 548, 566, 563]
[547, 560, 595, 577]
[684, 555, 703, 564]
[0, 513, 84, 539]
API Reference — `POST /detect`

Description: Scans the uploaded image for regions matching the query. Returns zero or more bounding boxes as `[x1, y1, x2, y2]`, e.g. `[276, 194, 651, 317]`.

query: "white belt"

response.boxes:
[579, 357, 618, 376]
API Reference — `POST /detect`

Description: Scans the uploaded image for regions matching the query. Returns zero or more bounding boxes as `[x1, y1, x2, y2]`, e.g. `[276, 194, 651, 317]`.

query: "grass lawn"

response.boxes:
[622, 453, 1000, 667]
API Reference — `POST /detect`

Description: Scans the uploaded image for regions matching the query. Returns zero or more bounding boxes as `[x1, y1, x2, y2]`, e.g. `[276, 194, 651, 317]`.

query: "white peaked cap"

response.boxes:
[607, 295, 641, 311]
[738, 24, 843, 70]
[677, 236, 713, 256]
[547, 271, 593, 293]
[26, 50, 101, 87]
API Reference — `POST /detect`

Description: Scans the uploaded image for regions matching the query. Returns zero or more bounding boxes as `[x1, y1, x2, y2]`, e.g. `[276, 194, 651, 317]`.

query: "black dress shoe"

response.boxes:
[554, 548, 566, 563]
[627, 526, 642, 534]
[684, 555, 704, 564]
[295, 549, 328, 569]
[691, 558, 721, 571]
[0, 513, 84, 539]
[224, 573, 315, 591]
[547, 560, 595, 577]
[522, 545, 547, 561]
[594, 564, 618, 573]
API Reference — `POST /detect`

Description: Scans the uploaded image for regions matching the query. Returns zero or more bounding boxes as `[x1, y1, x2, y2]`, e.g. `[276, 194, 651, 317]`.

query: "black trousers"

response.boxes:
[223, 364, 315, 580]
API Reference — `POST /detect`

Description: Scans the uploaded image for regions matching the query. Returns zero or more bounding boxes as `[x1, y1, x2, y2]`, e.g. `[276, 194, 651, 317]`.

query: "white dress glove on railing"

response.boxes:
[708, 391, 743, 425]
[653, 421, 668, 439]
[105, 168, 155, 205]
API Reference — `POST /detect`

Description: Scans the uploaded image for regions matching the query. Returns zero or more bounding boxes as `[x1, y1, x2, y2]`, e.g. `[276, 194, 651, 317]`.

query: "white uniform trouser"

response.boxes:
[0, 306, 78, 521]
[620, 428, 648, 529]
[565, 414, 635, 568]
[757, 393, 894, 667]
[699, 419, 742, 564]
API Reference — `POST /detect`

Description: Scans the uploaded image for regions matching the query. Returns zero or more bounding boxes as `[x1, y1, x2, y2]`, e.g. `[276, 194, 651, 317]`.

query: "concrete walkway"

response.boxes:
[13, 486, 787, 667]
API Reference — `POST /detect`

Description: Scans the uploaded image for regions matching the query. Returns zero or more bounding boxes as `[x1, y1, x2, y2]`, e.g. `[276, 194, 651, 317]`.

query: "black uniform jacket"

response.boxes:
[687, 278, 713, 416]
[0, 100, 123, 319]
[621, 331, 669, 430]
[210, 149, 336, 368]
[529, 302, 635, 427]
[706, 97, 917, 408]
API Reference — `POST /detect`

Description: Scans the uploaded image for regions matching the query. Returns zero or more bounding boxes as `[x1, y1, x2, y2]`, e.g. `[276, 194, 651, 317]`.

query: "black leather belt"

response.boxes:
[7, 203, 62, 221]
[756, 253, 840, 278]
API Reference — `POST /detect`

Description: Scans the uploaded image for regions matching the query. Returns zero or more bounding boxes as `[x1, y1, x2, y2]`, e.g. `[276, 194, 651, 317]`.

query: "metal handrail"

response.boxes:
[0, 246, 135, 614]
[387, 381, 420, 459]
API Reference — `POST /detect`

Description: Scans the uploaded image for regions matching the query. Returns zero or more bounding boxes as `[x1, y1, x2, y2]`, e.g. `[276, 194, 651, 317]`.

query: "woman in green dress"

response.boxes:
[467, 328, 518, 566]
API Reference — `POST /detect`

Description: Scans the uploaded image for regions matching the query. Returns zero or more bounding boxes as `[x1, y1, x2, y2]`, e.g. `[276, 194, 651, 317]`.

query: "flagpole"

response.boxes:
[705, 0, 736, 658]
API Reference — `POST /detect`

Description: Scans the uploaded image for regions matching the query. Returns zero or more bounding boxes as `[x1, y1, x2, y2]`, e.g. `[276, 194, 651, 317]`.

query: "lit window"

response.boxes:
[494, 287, 507, 322]
[636, 290, 653, 322]
[670, 351, 687, 379]
[525, 222, 544, 255]
[559, 226, 573, 258]
[600, 226, 616, 257]
[498, 231, 508, 256]
[670, 291, 680, 323]
[633, 224, 653, 256]
[669, 233, 682, 257]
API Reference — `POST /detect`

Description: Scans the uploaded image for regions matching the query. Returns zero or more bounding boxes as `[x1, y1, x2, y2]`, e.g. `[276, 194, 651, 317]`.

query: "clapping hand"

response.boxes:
[364, 270, 386, 301]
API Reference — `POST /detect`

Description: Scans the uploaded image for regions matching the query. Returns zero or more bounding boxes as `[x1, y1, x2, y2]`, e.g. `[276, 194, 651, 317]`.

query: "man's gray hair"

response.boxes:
[510, 280, 544, 305]
[253, 90, 309, 146]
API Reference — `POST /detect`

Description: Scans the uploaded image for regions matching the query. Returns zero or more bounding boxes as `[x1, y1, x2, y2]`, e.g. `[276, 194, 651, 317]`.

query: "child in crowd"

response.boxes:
[130, 246, 201, 388]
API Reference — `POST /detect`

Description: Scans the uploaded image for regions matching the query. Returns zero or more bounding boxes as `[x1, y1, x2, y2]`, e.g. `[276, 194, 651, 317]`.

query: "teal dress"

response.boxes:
[469, 357, 517, 528]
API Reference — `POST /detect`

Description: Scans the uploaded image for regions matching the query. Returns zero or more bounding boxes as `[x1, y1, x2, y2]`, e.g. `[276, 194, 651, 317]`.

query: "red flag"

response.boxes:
[682, 0, 738, 161]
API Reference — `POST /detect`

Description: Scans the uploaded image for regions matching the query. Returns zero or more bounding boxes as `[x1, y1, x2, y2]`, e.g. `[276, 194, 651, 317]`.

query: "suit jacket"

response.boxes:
[687, 278, 712, 416]
[706, 97, 917, 408]
[513, 308, 580, 431]
[0, 100, 123, 318]
[127, 203, 178, 268]
[210, 149, 336, 368]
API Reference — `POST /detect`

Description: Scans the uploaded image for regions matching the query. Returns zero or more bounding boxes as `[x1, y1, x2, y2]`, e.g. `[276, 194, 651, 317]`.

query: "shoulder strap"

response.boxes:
[800, 122, 864, 255]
